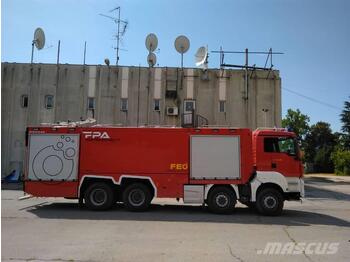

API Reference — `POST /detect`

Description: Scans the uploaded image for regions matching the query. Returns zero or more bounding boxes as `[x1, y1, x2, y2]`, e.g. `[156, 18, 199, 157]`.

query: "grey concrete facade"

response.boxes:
[1, 62, 281, 176]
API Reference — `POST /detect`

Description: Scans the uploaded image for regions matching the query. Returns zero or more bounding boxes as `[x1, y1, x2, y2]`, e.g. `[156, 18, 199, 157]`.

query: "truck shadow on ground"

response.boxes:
[305, 185, 350, 200]
[304, 176, 350, 186]
[26, 202, 350, 227]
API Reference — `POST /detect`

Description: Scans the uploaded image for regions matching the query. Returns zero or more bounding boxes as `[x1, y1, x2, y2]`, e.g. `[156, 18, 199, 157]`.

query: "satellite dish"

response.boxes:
[174, 35, 190, 54]
[31, 27, 46, 63]
[34, 28, 45, 50]
[195, 46, 208, 68]
[147, 53, 157, 67]
[104, 58, 110, 66]
[145, 33, 158, 52]
[175, 35, 190, 68]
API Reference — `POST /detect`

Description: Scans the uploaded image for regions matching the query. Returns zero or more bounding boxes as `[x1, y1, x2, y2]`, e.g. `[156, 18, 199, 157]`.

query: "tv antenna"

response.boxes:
[195, 46, 208, 70]
[211, 47, 284, 100]
[100, 6, 129, 66]
[31, 28, 45, 64]
[211, 47, 284, 71]
[145, 33, 158, 67]
[174, 35, 190, 68]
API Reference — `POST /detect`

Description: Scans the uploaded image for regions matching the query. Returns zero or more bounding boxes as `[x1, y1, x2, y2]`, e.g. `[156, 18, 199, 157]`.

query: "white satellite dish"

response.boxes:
[174, 35, 190, 54]
[174, 35, 190, 68]
[195, 46, 208, 69]
[145, 33, 158, 52]
[147, 52, 157, 67]
[31, 27, 46, 63]
[34, 28, 45, 50]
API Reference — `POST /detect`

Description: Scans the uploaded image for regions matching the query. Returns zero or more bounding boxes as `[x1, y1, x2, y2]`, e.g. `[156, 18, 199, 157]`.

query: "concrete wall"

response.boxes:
[1, 62, 281, 176]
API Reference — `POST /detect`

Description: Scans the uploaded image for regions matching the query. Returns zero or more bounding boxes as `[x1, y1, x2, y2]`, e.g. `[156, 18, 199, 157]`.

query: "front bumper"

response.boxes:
[285, 178, 304, 200]
[300, 178, 305, 198]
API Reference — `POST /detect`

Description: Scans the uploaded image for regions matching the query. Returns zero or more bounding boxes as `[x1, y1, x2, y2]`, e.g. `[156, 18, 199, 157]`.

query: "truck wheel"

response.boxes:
[207, 187, 236, 214]
[122, 183, 152, 212]
[256, 188, 284, 216]
[84, 182, 114, 211]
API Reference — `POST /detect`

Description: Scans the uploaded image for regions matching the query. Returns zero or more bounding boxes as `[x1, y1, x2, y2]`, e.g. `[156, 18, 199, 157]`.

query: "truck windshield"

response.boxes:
[264, 137, 297, 156]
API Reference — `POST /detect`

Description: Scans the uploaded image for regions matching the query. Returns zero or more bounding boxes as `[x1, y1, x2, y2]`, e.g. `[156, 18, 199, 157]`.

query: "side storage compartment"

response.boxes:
[190, 135, 241, 180]
[27, 134, 80, 181]
[183, 185, 204, 204]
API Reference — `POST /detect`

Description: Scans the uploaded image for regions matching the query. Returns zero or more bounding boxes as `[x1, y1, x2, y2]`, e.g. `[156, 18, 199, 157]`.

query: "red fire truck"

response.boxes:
[24, 126, 304, 216]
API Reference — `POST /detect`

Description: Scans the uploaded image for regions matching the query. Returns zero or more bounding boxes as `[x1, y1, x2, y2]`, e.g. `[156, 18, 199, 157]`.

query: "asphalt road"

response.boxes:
[2, 175, 350, 262]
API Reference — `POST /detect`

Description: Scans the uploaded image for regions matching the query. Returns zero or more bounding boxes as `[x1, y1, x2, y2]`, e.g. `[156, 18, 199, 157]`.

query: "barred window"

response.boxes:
[121, 98, 128, 111]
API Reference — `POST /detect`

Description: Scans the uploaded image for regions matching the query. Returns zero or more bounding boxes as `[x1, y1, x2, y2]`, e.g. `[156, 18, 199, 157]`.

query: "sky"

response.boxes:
[1, 0, 349, 132]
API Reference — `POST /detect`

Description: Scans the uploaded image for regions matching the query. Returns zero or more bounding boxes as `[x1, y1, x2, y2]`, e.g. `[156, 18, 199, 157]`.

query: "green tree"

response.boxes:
[340, 97, 350, 149]
[331, 97, 350, 175]
[282, 109, 310, 141]
[331, 150, 350, 176]
[304, 122, 336, 173]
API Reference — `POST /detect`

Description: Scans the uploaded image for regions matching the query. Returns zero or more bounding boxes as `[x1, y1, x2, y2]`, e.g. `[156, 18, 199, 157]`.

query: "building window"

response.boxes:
[45, 95, 54, 109]
[88, 97, 95, 110]
[219, 101, 225, 113]
[184, 100, 195, 113]
[154, 99, 160, 111]
[121, 98, 128, 111]
[21, 95, 28, 108]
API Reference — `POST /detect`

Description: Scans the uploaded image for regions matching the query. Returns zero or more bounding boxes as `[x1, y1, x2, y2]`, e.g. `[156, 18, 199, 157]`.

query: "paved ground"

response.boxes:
[2, 175, 350, 262]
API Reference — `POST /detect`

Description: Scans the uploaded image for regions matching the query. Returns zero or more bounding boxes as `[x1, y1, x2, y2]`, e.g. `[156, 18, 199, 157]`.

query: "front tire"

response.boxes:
[256, 188, 284, 216]
[84, 182, 114, 211]
[207, 186, 236, 214]
[122, 183, 152, 212]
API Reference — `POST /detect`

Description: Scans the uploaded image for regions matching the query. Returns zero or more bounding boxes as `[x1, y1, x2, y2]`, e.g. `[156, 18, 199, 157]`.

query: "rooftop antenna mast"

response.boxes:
[100, 6, 128, 66]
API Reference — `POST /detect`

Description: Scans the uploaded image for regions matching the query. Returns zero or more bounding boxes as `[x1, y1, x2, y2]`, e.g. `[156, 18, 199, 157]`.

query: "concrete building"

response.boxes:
[1, 62, 281, 177]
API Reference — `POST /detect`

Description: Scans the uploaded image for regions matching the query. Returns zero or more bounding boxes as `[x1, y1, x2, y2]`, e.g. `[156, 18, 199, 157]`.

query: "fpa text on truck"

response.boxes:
[24, 126, 304, 216]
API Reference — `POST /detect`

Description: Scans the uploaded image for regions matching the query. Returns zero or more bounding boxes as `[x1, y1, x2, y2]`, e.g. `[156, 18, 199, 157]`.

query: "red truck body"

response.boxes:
[24, 126, 304, 215]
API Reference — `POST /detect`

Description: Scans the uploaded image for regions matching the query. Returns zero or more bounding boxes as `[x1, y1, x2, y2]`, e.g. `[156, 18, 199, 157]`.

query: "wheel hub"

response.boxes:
[264, 195, 277, 209]
[215, 194, 229, 208]
[90, 189, 107, 206]
[129, 189, 145, 207]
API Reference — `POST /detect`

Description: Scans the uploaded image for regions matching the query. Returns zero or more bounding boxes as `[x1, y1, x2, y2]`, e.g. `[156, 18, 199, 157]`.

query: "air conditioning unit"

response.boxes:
[166, 106, 178, 116]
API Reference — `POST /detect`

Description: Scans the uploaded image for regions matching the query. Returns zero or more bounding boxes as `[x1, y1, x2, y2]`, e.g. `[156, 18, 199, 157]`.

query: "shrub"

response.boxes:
[313, 146, 334, 173]
[331, 150, 350, 176]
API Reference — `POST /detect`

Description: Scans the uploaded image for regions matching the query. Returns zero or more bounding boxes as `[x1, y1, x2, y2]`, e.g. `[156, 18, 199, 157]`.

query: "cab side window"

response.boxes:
[264, 137, 296, 155]
[279, 137, 296, 155]
[264, 138, 279, 152]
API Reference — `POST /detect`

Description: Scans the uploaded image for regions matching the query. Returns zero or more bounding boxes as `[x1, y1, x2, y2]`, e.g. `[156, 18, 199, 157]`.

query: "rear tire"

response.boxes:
[122, 183, 152, 212]
[256, 188, 284, 216]
[84, 182, 114, 211]
[207, 186, 236, 214]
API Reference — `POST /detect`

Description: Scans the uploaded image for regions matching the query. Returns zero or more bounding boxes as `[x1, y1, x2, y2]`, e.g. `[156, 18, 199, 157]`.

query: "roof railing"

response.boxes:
[255, 127, 289, 131]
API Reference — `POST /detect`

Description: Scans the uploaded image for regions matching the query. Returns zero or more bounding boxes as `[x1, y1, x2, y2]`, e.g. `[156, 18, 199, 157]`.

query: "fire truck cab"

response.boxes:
[24, 126, 304, 216]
